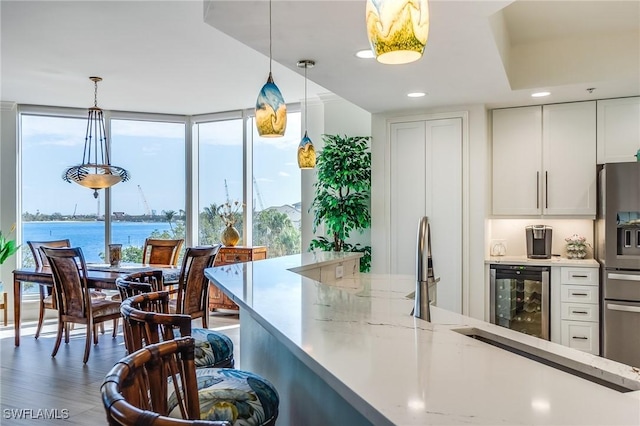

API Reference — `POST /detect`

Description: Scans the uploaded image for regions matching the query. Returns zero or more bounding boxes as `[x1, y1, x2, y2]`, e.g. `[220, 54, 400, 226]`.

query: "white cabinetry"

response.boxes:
[597, 97, 640, 164]
[559, 266, 599, 355]
[492, 102, 596, 216]
[389, 118, 462, 313]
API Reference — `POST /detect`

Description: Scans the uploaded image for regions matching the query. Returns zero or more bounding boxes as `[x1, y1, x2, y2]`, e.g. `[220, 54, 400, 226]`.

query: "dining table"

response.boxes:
[11, 263, 180, 347]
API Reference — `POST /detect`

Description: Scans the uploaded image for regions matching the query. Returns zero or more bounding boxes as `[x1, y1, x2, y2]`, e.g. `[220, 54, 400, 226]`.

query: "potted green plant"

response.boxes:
[309, 134, 372, 272]
[0, 225, 19, 265]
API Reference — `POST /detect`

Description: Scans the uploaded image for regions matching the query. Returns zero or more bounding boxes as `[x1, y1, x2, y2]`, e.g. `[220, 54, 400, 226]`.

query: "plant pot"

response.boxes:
[221, 225, 240, 247]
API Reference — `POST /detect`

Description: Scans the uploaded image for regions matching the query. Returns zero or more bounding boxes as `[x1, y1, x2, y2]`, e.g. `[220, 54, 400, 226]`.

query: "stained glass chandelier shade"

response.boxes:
[63, 77, 129, 198]
[366, 0, 430, 65]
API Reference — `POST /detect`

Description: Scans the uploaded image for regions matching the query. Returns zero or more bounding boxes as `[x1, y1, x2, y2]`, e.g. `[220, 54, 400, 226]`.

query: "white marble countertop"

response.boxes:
[205, 253, 639, 425]
[486, 255, 600, 267]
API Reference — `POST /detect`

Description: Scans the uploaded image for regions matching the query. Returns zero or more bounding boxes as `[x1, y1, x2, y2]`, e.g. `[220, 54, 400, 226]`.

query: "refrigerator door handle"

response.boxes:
[607, 273, 640, 282]
[541, 269, 550, 340]
[606, 303, 640, 314]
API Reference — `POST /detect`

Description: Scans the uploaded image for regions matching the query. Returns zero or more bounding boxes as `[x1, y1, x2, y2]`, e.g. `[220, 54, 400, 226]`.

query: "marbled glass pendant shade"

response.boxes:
[256, 72, 287, 137]
[298, 131, 316, 169]
[366, 0, 430, 65]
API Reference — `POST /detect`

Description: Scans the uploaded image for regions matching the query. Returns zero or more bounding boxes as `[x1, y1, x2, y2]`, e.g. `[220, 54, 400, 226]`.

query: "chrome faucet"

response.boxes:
[414, 216, 433, 322]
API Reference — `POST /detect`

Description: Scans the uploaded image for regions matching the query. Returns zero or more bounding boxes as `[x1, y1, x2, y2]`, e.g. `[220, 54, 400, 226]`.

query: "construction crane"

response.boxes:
[253, 176, 265, 211]
[137, 185, 151, 216]
[224, 179, 231, 205]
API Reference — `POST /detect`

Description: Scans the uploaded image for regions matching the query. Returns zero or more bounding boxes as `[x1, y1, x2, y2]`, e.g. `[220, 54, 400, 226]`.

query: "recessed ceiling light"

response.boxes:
[355, 49, 375, 59]
[531, 91, 551, 98]
[407, 92, 426, 98]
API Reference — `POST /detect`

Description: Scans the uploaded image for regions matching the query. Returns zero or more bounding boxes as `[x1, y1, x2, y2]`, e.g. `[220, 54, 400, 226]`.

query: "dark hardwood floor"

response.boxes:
[0, 314, 239, 425]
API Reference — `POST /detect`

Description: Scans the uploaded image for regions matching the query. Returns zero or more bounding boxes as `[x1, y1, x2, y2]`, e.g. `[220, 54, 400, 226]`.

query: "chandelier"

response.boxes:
[63, 77, 129, 198]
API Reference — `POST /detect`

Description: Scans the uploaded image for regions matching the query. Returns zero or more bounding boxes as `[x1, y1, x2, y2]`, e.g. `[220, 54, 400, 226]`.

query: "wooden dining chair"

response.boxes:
[142, 238, 184, 266]
[101, 337, 232, 426]
[171, 245, 222, 329]
[28, 239, 108, 338]
[41, 246, 121, 364]
[117, 291, 279, 425]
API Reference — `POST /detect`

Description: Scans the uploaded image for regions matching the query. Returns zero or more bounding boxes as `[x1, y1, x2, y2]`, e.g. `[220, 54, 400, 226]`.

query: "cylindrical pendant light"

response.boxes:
[297, 59, 316, 169]
[255, 0, 287, 137]
[366, 0, 430, 65]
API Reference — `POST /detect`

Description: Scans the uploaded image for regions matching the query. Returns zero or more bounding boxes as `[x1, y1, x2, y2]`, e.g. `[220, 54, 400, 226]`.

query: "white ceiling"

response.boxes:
[2, 0, 639, 116]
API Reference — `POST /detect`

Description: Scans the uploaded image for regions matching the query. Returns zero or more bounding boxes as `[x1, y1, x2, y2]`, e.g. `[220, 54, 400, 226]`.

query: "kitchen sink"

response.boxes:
[453, 327, 640, 393]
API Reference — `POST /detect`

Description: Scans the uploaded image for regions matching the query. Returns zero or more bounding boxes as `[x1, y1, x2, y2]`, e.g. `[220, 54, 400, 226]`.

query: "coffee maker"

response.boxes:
[526, 225, 552, 259]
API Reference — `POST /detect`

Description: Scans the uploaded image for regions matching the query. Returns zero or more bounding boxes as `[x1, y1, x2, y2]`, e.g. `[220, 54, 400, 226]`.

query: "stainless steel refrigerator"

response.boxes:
[596, 162, 640, 368]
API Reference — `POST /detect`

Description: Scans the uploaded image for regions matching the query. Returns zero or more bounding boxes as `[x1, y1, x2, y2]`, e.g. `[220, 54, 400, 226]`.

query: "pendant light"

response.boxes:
[296, 59, 316, 169]
[63, 77, 129, 198]
[255, 0, 287, 137]
[366, 0, 430, 65]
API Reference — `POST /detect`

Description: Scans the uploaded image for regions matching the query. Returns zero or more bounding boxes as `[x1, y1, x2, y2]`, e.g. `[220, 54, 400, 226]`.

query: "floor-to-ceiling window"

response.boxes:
[250, 112, 302, 256]
[20, 111, 107, 272]
[195, 114, 244, 246]
[110, 115, 186, 262]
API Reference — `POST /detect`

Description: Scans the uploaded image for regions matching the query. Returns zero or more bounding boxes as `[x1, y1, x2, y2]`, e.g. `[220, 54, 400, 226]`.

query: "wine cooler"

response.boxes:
[489, 264, 550, 340]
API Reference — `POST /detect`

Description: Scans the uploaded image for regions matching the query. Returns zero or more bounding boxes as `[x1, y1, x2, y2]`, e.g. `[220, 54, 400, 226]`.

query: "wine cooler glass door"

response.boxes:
[490, 265, 550, 340]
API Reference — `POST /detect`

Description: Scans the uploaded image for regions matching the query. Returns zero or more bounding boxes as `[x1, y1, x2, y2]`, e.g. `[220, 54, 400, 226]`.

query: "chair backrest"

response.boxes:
[175, 245, 221, 321]
[120, 291, 192, 353]
[101, 337, 231, 426]
[115, 270, 164, 301]
[28, 239, 71, 268]
[142, 238, 184, 267]
[40, 246, 90, 321]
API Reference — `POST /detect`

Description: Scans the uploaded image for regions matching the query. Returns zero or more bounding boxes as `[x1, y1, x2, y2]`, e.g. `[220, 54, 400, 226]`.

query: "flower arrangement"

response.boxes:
[0, 224, 20, 265]
[565, 234, 588, 259]
[217, 201, 244, 227]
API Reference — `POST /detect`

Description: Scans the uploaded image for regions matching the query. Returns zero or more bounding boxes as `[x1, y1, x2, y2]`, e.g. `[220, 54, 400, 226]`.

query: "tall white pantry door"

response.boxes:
[390, 118, 463, 314]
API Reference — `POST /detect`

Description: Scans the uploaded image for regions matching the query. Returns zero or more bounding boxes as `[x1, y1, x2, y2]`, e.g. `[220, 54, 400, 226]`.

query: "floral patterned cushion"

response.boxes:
[168, 368, 279, 426]
[174, 328, 234, 368]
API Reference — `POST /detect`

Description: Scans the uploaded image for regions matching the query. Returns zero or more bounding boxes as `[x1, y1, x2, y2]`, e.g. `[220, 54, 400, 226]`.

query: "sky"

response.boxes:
[21, 111, 302, 217]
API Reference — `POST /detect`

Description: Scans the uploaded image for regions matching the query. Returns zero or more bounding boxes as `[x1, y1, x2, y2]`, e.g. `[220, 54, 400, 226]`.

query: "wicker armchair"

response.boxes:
[118, 291, 279, 425]
[101, 337, 232, 426]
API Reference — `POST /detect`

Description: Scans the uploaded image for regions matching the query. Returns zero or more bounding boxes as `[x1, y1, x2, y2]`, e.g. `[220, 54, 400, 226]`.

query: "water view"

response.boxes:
[22, 220, 172, 263]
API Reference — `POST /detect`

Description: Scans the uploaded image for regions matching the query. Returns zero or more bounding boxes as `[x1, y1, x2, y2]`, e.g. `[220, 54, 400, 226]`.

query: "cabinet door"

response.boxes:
[492, 106, 542, 215]
[390, 118, 462, 313]
[543, 102, 596, 216]
[597, 97, 640, 164]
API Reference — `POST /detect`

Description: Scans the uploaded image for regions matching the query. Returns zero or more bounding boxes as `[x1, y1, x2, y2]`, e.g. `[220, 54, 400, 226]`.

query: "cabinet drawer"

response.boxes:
[560, 267, 598, 286]
[561, 285, 599, 304]
[219, 252, 250, 264]
[561, 321, 599, 355]
[561, 302, 598, 322]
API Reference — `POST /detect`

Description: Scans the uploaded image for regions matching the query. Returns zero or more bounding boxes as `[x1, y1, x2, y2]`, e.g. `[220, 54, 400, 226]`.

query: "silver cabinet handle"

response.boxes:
[572, 336, 588, 340]
[536, 171, 540, 209]
[570, 292, 588, 296]
[607, 303, 640, 313]
[608, 273, 640, 282]
[545, 171, 548, 209]
[571, 310, 589, 315]
[571, 274, 588, 278]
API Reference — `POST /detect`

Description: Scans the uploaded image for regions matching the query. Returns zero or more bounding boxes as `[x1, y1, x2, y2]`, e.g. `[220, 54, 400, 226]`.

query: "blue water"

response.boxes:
[22, 221, 172, 263]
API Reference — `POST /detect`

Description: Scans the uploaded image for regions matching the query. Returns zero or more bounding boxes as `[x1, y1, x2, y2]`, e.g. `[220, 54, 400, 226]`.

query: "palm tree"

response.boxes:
[163, 210, 176, 231]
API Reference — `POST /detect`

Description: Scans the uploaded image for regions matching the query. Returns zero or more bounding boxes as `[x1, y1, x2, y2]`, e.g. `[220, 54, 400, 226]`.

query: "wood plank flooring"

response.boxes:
[0, 314, 239, 425]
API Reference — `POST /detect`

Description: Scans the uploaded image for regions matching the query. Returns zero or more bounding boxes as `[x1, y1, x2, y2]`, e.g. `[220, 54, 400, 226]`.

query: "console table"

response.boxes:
[208, 246, 266, 311]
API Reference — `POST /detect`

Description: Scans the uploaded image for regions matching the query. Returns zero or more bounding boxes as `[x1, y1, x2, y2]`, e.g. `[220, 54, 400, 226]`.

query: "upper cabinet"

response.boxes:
[492, 101, 596, 217]
[597, 97, 640, 164]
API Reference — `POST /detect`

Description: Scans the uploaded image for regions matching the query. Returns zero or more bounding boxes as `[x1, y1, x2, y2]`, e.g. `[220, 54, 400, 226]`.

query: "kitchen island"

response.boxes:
[205, 252, 640, 426]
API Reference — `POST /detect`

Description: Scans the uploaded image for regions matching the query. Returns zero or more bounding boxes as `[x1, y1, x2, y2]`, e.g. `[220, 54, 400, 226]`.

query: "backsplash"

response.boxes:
[486, 219, 594, 258]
